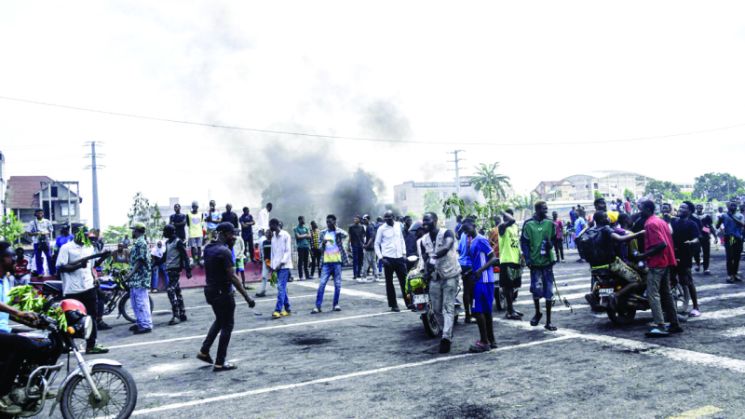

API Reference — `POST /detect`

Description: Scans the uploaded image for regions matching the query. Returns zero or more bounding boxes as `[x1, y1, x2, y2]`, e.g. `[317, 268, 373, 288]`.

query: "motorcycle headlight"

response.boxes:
[66, 314, 92, 339]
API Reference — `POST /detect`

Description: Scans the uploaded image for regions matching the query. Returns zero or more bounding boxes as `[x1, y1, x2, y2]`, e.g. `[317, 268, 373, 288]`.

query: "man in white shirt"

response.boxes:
[27, 209, 55, 276]
[375, 210, 410, 311]
[269, 217, 292, 319]
[257, 203, 273, 236]
[56, 224, 110, 354]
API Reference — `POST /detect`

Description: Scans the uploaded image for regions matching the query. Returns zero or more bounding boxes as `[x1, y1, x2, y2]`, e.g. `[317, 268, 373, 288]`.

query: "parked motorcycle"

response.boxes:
[40, 268, 154, 324]
[404, 256, 460, 338]
[1, 299, 138, 418]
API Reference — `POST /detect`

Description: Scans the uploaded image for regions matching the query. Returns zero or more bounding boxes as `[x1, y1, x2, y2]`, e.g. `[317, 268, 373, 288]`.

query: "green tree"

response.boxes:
[509, 194, 535, 221]
[623, 188, 635, 201]
[693, 172, 745, 201]
[442, 193, 467, 219]
[644, 180, 683, 201]
[0, 212, 25, 244]
[102, 225, 129, 245]
[127, 192, 166, 242]
[423, 191, 444, 219]
[472, 162, 512, 202]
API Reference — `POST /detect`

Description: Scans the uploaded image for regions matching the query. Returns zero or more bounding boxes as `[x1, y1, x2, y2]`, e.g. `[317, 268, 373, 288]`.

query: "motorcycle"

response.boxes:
[404, 256, 460, 338]
[585, 261, 685, 325]
[39, 268, 154, 324]
[1, 299, 138, 418]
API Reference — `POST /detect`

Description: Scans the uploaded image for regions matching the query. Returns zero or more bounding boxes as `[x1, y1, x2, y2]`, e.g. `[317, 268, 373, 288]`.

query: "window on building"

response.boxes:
[593, 183, 599, 189]
[51, 186, 58, 198]
[60, 203, 76, 217]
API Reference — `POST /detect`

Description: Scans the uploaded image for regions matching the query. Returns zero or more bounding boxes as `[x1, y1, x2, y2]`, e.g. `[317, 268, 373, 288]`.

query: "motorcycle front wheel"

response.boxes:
[60, 364, 138, 419]
[118, 293, 155, 324]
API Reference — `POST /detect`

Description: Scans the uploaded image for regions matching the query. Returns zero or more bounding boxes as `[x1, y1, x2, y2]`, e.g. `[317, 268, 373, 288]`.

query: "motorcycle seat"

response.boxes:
[42, 280, 64, 295]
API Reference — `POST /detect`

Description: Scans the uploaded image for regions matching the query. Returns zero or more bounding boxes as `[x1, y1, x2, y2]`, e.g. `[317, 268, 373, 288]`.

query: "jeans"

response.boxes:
[201, 289, 235, 366]
[297, 248, 310, 279]
[529, 266, 555, 300]
[33, 242, 55, 276]
[351, 245, 363, 277]
[696, 235, 711, 271]
[429, 275, 458, 341]
[259, 263, 269, 294]
[129, 287, 153, 330]
[362, 250, 378, 278]
[64, 287, 98, 350]
[554, 239, 564, 261]
[724, 236, 743, 276]
[383, 257, 409, 308]
[151, 264, 169, 290]
[310, 248, 322, 277]
[166, 269, 185, 318]
[316, 263, 342, 308]
[274, 268, 291, 313]
[646, 267, 679, 327]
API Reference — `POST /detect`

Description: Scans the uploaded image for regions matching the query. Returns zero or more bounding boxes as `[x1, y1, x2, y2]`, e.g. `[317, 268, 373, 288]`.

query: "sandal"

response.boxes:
[213, 362, 237, 372]
[196, 352, 214, 365]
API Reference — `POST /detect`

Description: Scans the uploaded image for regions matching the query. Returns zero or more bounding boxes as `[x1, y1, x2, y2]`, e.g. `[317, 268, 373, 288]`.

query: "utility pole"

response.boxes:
[447, 150, 465, 195]
[84, 142, 104, 230]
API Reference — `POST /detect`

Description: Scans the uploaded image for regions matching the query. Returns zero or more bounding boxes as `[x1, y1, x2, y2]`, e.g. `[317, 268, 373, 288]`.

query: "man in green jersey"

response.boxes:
[520, 201, 558, 331]
[499, 209, 523, 320]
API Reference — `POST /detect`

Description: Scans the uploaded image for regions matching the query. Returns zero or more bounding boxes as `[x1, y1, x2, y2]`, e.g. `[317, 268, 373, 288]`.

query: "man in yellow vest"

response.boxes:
[499, 209, 523, 320]
[187, 201, 205, 267]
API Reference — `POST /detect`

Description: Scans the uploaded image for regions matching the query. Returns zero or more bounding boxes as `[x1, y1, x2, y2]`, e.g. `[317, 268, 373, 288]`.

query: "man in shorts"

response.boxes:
[462, 217, 499, 352]
[188, 201, 205, 267]
[521, 201, 559, 331]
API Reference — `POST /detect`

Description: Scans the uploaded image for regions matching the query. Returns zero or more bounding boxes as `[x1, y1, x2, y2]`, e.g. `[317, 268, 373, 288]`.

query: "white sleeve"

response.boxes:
[56, 244, 69, 268]
[374, 227, 383, 260]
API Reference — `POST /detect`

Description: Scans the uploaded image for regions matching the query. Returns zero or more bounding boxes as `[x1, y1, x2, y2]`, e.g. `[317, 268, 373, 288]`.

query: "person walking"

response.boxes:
[672, 204, 701, 317]
[294, 216, 311, 280]
[361, 215, 379, 282]
[348, 215, 366, 281]
[162, 225, 192, 325]
[187, 201, 205, 267]
[197, 222, 255, 371]
[375, 210, 409, 311]
[552, 211, 565, 262]
[312, 214, 345, 313]
[55, 223, 110, 353]
[255, 230, 273, 298]
[27, 209, 55, 276]
[270, 218, 293, 319]
[717, 200, 745, 283]
[127, 222, 154, 334]
[693, 204, 713, 275]
[521, 201, 559, 331]
[239, 207, 255, 262]
[309, 221, 322, 279]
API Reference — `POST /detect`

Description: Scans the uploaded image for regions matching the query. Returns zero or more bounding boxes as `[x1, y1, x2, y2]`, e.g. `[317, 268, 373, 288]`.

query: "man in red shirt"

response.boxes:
[637, 200, 682, 337]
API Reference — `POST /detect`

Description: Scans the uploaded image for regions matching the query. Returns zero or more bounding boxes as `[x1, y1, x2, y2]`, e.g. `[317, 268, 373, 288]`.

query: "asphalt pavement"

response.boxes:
[76, 247, 745, 419]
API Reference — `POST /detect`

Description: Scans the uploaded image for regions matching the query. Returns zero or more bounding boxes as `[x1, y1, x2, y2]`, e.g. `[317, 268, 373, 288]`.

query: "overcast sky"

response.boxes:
[2, 1, 745, 227]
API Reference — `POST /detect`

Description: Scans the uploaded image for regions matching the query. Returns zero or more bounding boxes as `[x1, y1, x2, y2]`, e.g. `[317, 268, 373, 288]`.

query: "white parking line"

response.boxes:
[131, 335, 575, 416]
[108, 310, 401, 350]
[146, 294, 318, 315]
[292, 281, 388, 301]
[721, 326, 745, 338]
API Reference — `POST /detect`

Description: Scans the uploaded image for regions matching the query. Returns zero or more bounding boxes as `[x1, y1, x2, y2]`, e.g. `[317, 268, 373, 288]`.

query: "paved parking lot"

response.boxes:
[83, 248, 745, 418]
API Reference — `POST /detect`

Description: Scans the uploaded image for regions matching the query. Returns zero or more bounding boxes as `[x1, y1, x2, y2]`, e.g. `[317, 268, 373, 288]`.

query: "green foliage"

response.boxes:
[442, 193, 467, 219]
[8, 285, 67, 330]
[127, 192, 166, 241]
[472, 162, 511, 202]
[623, 188, 635, 201]
[0, 212, 24, 244]
[594, 190, 603, 200]
[423, 191, 444, 220]
[693, 172, 745, 201]
[102, 225, 129, 244]
[645, 180, 683, 200]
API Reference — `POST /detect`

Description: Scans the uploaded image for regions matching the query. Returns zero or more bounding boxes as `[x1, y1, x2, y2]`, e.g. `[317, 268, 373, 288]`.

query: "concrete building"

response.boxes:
[394, 177, 486, 216]
[0, 151, 5, 216]
[533, 171, 651, 202]
[5, 176, 82, 234]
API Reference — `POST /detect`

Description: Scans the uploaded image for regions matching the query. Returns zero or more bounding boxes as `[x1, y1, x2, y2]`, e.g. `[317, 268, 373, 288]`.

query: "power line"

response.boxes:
[1, 94, 744, 147]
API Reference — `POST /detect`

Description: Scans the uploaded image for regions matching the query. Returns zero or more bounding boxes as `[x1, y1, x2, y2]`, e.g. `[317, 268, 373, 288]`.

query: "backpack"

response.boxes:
[576, 227, 614, 266]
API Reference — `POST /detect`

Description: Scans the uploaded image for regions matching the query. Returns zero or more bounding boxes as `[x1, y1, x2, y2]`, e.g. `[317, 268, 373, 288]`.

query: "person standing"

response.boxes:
[150, 241, 168, 293]
[462, 217, 500, 353]
[671, 204, 701, 317]
[188, 202, 205, 267]
[309, 221, 322, 279]
[197, 222, 255, 371]
[55, 223, 109, 353]
[27, 209, 55, 276]
[521, 201, 558, 331]
[294, 216, 311, 280]
[233, 229, 247, 286]
[52, 224, 74, 269]
[348, 216, 366, 281]
[127, 222, 153, 334]
[693, 204, 714, 275]
[269, 218, 293, 319]
[257, 203, 272, 236]
[239, 207, 255, 262]
[637, 200, 682, 337]
[205, 200, 222, 241]
[361, 215, 379, 282]
[717, 200, 745, 283]
[255, 229, 273, 298]
[499, 209, 523, 320]
[375, 210, 409, 311]
[421, 212, 460, 354]
[169, 203, 188, 242]
[312, 215, 344, 313]
[552, 211, 565, 262]
[162, 225, 192, 325]
[222, 204, 239, 229]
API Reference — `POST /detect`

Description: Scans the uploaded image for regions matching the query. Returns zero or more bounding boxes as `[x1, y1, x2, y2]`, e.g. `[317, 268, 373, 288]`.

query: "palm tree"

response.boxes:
[472, 162, 511, 202]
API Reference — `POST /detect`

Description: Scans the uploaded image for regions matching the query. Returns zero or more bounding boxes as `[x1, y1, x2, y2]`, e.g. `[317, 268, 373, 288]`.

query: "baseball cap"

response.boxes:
[130, 221, 147, 231]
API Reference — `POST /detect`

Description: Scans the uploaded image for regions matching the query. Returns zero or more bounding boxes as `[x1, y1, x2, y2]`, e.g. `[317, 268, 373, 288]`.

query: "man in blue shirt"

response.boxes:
[458, 230, 474, 323]
[462, 217, 499, 353]
[716, 200, 745, 282]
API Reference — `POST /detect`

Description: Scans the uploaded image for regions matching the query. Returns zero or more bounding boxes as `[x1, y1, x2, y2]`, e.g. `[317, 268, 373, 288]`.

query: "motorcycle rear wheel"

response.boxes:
[422, 310, 441, 338]
[60, 364, 138, 419]
[607, 307, 637, 326]
[118, 293, 155, 324]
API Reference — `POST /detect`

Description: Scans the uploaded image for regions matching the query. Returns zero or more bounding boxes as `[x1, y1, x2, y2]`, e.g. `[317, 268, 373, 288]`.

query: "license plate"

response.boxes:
[413, 294, 429, 305]
[598, 288, 614, 296]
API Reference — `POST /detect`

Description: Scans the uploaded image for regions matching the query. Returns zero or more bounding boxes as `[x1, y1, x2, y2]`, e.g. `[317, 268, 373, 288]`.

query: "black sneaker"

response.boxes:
[506, 312, 522, 320]
[133, 328, 152, 335]
[97, 321, 112, 331]
[180, 314, 188, 321]
[391, 306, 401, 313]
[530, 313, 543, 326]
[439, 339, 451, 354]
[255, 291, 266, 298]
[168, 317, 180, 326]
[667, 325, 684, 334]
[128, 324, 138, 332]
[489, 342, 498, 349]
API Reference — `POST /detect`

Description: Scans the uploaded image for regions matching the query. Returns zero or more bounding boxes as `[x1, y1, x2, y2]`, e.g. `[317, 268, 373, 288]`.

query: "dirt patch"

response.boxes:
[292, 337, 333, 346]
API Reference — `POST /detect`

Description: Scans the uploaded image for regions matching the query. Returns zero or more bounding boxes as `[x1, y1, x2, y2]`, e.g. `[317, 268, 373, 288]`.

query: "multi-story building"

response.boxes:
[5, 176, 82, 234]
[0, 151, 5, 216]
[394, 177, 487, 216]
[532, 171, 651, 202]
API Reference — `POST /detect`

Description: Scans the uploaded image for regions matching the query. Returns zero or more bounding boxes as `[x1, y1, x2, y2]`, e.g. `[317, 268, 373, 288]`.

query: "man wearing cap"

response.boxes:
[127, 222, 153, 334]
[197, 222, 255, 371]
[163, 224, 193, 325]
[27, 209, 55, 276]
[187, 201, 205, 267]
[56, 224, 110, 353]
